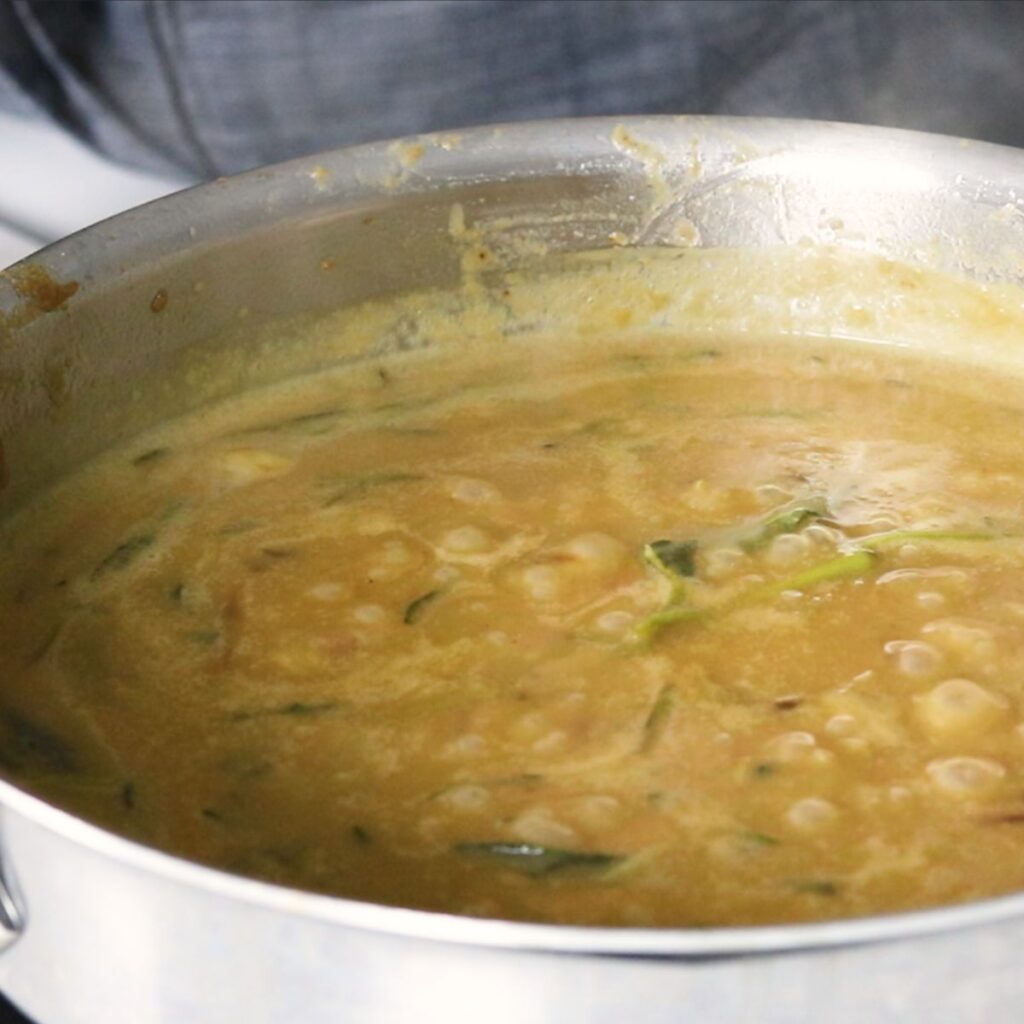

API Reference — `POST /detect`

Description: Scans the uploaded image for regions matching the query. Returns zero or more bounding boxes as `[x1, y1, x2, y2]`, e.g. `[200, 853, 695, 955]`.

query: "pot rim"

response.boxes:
[6, 112, 1024, 300]
[6, 114, 1024, 958]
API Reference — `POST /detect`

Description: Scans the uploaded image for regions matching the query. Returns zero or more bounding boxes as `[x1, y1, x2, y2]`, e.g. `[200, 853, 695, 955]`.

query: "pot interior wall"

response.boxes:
[4, 116, 1024, 517]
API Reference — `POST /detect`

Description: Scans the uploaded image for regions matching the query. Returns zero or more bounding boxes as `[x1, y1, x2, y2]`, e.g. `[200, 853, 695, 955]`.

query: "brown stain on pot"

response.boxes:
[0, 264, 80, 339]
[6, 264, 80, 313]
[150, 289, 169, 314]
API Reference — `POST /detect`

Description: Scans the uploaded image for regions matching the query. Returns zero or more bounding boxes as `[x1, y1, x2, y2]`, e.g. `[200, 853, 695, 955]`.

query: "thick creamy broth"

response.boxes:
[6, 335, 1024, 927]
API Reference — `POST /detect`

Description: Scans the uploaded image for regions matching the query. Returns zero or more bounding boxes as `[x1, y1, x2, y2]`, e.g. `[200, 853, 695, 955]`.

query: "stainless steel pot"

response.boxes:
[4, 116, 1024, 1023]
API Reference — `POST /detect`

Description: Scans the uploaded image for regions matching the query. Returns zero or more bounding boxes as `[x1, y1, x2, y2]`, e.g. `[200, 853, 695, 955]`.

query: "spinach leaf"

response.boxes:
[131, 447, 169, 466]
[351, 825, 373, 846]
[230, 701, 339, 723]
[322, 472, 423, 507]
[404, 589, 442, 625]
[236, 408, 346, 437]
[738, 498, 829, 553]
[456, 842, 624, 877]
[644, 539, 698, 579]
[638, 539, 700, 632]
[1, 712, 77, 774]
[743, 831, 780, 847]
[790, 879, 840, 896]
[91, 533, 155, 579]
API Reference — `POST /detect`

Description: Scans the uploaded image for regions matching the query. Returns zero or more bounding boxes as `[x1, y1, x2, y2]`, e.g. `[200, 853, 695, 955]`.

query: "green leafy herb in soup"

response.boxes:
[7, 335, 1024, 927]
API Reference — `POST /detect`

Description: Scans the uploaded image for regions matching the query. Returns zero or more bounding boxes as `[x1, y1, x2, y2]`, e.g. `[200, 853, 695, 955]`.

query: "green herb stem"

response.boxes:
[859, 528, 1008, 550]
[632, 604, 707, 643]
[639, 683, 676, 753]
[763, 549, 877, 594]
[455, 842, 624, 877]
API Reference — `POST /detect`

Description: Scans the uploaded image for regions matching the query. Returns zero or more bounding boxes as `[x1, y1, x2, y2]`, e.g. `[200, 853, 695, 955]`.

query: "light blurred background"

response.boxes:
[0, 110, 185, 265]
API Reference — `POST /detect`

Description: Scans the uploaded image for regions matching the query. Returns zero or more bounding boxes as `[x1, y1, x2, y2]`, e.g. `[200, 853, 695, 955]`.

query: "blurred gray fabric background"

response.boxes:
[3, 0, 1024, 178]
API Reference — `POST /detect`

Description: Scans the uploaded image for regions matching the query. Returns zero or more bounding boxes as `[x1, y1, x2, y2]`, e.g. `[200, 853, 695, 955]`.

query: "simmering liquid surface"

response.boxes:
[6, 336, 1024, 926]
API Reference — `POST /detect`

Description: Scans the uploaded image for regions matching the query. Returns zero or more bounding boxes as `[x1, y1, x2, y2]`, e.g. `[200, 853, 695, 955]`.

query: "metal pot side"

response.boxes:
[4, 116, 1024, 1022]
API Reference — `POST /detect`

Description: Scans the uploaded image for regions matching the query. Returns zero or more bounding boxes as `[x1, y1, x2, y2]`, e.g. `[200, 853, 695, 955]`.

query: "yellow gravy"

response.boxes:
[4, 335, 1024, 927]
